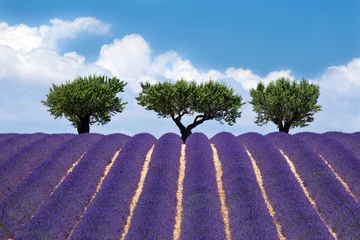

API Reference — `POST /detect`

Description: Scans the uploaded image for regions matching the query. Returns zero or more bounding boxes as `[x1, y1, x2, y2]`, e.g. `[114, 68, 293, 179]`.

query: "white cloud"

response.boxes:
[95, 34, 151, 79]
[225, 67, 294, 90]
[64, 51, 86, 65]
[1, 16, 360, 136]
[0, 17, 111, 54]
[0, 17, 113, 84]
[94, 37, 224, 92]
[317, 58, 360, 97]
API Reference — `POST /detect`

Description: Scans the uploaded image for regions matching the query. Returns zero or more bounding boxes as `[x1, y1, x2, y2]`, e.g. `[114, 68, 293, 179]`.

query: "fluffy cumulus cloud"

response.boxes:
[0, 17, 111, 53]
[225, 67, 295, 90]
[317, 58, 360, 97]
[95, 40, 224, 92]
[1, 16, 360, 135]
[0, 18, 113, 84]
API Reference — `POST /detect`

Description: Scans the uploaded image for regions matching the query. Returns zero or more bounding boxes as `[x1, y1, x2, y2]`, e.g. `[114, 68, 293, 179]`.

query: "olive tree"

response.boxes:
[249, 77, 322, 133]
[136, 79, 246, 142]
[42, 74, 127, 134]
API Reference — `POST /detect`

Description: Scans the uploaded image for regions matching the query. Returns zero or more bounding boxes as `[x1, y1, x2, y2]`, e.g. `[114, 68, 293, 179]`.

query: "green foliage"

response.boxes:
[249, 77, 322, 131]
[136, 78, 246, 126]
[42, 74, 127, 128]
[136, 79, 197, 119]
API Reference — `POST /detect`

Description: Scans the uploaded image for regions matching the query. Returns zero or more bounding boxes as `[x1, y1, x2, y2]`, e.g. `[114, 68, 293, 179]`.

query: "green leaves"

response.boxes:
[136, 78, 246, 127]
[249, 77, 322, 132]
[195, 80, 245, 125]
[41, 74, 127, 128]
[136, 79, 198, 118]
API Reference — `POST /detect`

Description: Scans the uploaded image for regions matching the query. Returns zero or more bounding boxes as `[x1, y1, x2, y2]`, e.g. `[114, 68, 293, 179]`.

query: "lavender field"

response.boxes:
[0, 131, 359, 239]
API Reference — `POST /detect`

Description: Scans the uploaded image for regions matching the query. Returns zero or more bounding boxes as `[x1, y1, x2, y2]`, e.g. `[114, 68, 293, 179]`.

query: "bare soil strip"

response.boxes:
[11, 152, 87, 240]
[51, 152, 87, 194]
[66, 149, 122, 239]
[245, 147, 286, 240]
[120, 145, 155, 240]
[210, 144, 232, 240]
[317, 153, 359, 204]
[279, 149, 337, 239]
[173, 144, 186, 240]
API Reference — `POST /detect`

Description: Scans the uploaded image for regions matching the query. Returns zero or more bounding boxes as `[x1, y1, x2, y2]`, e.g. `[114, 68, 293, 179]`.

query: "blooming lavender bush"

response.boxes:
[238, 132, 331, 239]
[181, 132, 226, 240]
[0, 133, 103, 238]
[0, 134, 74, 200]
[70, 133, 156, 240]
[324, 131, 360, 159]
[295, 132, 360, 201]
[0, 133, 18, 142]
[15, 133, 131, 240]
[0, 133, 47, 164]
[211, 132, 278, 239]
[125, 133, 182, 239]
[266, 133, 360, 239]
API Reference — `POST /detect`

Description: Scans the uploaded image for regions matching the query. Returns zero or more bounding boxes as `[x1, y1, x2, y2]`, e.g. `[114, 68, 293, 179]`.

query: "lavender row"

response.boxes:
[295, 132, 360, 201]
[180, 133, 226, 240]
[15, 133, 131, 240]
[125, 133, 182, 239]
[238, 132, 331, 239]
[0, 133, 47, 164]
[0, 133, 18, 142]
[70, 133, 156, 240]
[0, 133, 103, 239]
[323, 131, 360, 159]
[0, 134, 74, 200]
[211, 132, 278, 239]
[263, 131, 288, 144]
[266, 134, 360, 239]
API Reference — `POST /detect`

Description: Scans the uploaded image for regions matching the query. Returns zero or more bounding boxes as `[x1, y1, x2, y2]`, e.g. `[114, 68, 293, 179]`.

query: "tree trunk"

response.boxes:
[77, 116, 90, 134]
[180, 128, 192, 143]
[278, 121, 290, 133]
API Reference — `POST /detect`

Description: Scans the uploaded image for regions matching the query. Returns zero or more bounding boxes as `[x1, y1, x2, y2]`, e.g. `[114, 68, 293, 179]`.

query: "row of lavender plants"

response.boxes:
[238, 132, 331, 239]
[0, 134, 74, 201]
[211, 132, 278, 239]
[180, 133, 226, 239]
[266, 134, 360, 239]
[0, 133, 47, 164]
[0, 133, 19, 142]
[323, 131, 360, 159]
[70, 133, 156, 240]
[0, 133, 103, 239]
[295, 132, 360, 201]
[15, 133, 131, 240]
[125, 133, 182, 239]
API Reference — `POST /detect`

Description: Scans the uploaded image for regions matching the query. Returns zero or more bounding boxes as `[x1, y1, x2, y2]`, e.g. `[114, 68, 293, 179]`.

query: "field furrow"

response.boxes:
[210, 144, 231, 240]
[14, 133, 130, 240]
[70, 133, 156, 240]
[0, 133, 102, 239]
[267, 134, 360, 239]
[124, 133, 182, 240]
[180, 133, 226, 240]
[211, 132, 279, 239]
[295, 132, 360, 201]
[238, 132, 332, 239]
[173, 144, 186, 240]
[0, 134, 74, 201]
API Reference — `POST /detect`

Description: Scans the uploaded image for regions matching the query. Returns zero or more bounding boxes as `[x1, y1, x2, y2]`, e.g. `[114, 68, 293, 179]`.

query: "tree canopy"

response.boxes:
[136, 79, 246, 142]
[42, 74, 127, 134]
[249, 77, 322, 133]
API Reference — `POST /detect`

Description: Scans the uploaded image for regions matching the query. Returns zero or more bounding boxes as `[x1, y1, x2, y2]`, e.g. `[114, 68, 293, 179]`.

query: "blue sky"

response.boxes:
[0, 0, 359, 138]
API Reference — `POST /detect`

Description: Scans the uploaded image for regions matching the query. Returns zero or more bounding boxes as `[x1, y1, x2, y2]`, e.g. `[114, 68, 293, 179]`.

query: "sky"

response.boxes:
[0, 0, 359, 138]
